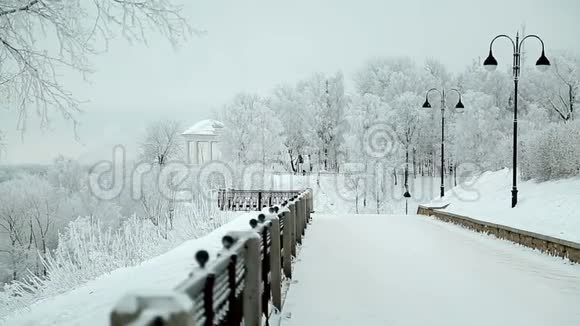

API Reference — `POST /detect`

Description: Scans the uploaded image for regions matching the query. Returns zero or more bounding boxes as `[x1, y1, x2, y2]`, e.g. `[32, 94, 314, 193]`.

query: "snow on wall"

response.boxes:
[427, 169, 580, 243]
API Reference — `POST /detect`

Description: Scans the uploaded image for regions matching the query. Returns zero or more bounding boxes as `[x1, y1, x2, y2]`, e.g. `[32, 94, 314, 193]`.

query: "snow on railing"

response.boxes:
[110, 189, 314, 326]
[217, 189, 302, 211]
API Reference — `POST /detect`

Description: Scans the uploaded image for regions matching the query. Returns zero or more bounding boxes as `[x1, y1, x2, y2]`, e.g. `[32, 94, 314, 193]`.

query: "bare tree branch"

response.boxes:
[0, 0, 40, 17]
[0, 0, 192, 136]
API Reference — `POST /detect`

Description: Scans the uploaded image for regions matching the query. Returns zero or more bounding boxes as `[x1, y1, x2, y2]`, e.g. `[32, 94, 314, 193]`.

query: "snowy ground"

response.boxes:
[427, 169, 580, 243]
[281, 213, 580, 326]
[0, 212, 260, 326]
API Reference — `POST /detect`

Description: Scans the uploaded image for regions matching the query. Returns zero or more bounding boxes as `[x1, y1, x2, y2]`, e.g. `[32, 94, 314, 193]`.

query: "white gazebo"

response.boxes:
[182, 119, 224, 165]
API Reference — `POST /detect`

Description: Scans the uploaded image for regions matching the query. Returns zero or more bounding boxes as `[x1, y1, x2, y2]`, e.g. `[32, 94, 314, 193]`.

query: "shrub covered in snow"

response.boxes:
[521, 120, 580, 181]
[0, 200, 232, 317]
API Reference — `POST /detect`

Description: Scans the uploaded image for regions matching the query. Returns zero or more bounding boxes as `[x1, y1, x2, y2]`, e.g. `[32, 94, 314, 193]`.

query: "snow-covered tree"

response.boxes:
[450, 91, 509, 171]
[0, 0, 190, 136]
[220, 93, 286, 167]
[0, 183, 28, 282]
[140, 119, 184, 166]
[388, 92, 425, 189]
[521, 120, 580, 181]
[354, 56, 425, 101]
[270, 84, 309, 172]
[0, 173, 81, 280]
[458, 59, 512, 109]
[522, 52, 579, 122]
[297, 72, 347, 172]
[47, 155, 85, 194]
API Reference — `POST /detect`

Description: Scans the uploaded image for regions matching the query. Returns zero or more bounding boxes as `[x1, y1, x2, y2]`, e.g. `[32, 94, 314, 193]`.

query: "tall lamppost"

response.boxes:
[422, 88, 464, 198]
[483, 32, 550, 208]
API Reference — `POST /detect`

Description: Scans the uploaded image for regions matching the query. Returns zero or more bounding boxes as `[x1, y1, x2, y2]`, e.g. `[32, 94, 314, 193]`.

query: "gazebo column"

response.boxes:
[194, 140, 199, 165]
[186, 140, 191, 164]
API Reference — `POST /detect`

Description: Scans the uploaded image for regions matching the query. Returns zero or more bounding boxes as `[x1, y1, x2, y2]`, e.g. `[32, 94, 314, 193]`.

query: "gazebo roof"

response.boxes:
[182, 119, 224, 136]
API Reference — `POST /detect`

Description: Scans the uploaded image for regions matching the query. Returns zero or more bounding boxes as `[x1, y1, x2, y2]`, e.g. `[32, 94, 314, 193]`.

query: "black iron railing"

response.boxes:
[217, 189, 301, 211]
[111, 189, 314, 326]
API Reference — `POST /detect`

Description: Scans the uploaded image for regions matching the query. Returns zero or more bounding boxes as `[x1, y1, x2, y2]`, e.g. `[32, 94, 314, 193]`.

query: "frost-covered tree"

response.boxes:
[424, 58, 452, 87]
[450, 91, 509, 171]
[253, 101, 286, 168]
[521, 120, 580, 181]
[47, 155, 85, 194]
[270, 84, 309, 172]
[522, 52, 579, 122]
[0, 0, 191, 136]
[140, 119, 183, 166]
[0, 184, 27, 282]
[549, 53, 579, 121]
[343, 93, 388, 161]
[458, 59, 512, 109]
[342, 93, 390, 206]
[220, 93, 286, 167]
[388, 92, 425, 189]
[297, 72, 347, 172]
[354, 56, 425, 101]
[220, 93, 258, 164]
[137, 119, 185, 235]
[0, 173, 80, 279]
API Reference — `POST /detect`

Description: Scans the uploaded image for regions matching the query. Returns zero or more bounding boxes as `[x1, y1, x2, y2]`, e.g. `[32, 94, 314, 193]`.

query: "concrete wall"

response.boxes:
[417, 206, 580, 264]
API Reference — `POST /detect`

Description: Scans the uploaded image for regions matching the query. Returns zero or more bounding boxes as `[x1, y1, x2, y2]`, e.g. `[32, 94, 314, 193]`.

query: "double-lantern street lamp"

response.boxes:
[422, 88, 464, 198]
[483, 32, 550, 208]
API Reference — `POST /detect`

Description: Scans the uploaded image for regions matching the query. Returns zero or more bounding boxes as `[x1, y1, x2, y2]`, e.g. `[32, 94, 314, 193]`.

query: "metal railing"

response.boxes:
[217, 189, 301, 211]
[110, 189, 314, 326]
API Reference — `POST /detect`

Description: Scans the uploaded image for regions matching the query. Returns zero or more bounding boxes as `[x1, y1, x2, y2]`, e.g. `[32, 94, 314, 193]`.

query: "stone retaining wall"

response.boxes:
[417, 206, 580, 264]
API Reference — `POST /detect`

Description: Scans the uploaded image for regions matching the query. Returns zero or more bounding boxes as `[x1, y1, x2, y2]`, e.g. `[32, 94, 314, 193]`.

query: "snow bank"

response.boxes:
[426, 169, 580, 243]
[1, 212, 261, 326]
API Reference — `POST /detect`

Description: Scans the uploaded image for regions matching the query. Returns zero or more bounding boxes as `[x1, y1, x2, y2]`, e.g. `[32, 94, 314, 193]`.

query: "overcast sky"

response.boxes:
[1, 0, 579, 164]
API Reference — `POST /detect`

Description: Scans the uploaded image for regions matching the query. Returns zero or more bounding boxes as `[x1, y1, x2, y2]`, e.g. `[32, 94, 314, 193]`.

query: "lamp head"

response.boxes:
[536, 49, 550, 72]
[422, 99, 431, 108]
[455, 99, 465, 112]
[483, 50, 498, 71]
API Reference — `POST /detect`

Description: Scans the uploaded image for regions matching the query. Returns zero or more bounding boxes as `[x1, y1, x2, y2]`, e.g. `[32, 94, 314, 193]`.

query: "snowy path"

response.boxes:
[280, 214, 580, 326]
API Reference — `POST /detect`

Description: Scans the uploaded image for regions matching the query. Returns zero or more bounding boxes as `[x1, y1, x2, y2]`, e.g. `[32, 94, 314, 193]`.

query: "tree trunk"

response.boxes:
[404, 146, 409, 189]
[412, 148, 417, 179]
[288, 150, 297, 173]
[355, 186, 359, 214]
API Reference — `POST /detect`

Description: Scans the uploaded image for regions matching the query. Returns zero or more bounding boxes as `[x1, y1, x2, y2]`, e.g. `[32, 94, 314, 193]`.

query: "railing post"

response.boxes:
[282, 207, 292, 279]
[303, 193, 308, 230]
[307, 189, 313, 219]
[269, 215, 282, 310]
[227, 253, 243, 325]
[296, 196, 303, 242]
[256, 215, 270, 323]
[293, 196, 302, 245]
[202, 274, 215, 326]
[243, 230, 262, 326]
[289, 200, 297, 257]
[258, 191, 262, 210]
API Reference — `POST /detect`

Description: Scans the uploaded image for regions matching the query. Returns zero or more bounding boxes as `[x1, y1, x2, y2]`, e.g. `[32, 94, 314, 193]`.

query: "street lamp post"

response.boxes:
[422, 88, 464, 198]
[483, 32, 550, 208]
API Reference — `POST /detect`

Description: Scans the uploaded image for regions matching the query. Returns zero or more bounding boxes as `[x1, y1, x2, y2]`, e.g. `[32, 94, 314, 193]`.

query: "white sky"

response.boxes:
[1, 0, 579, 164]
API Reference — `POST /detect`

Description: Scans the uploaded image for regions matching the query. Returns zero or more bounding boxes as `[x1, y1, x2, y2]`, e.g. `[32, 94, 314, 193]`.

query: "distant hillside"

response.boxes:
[0, 164, 49, 182]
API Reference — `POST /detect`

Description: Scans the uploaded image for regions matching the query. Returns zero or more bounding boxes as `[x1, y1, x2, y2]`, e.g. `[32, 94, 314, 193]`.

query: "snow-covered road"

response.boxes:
[280, 214, 580, 326]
